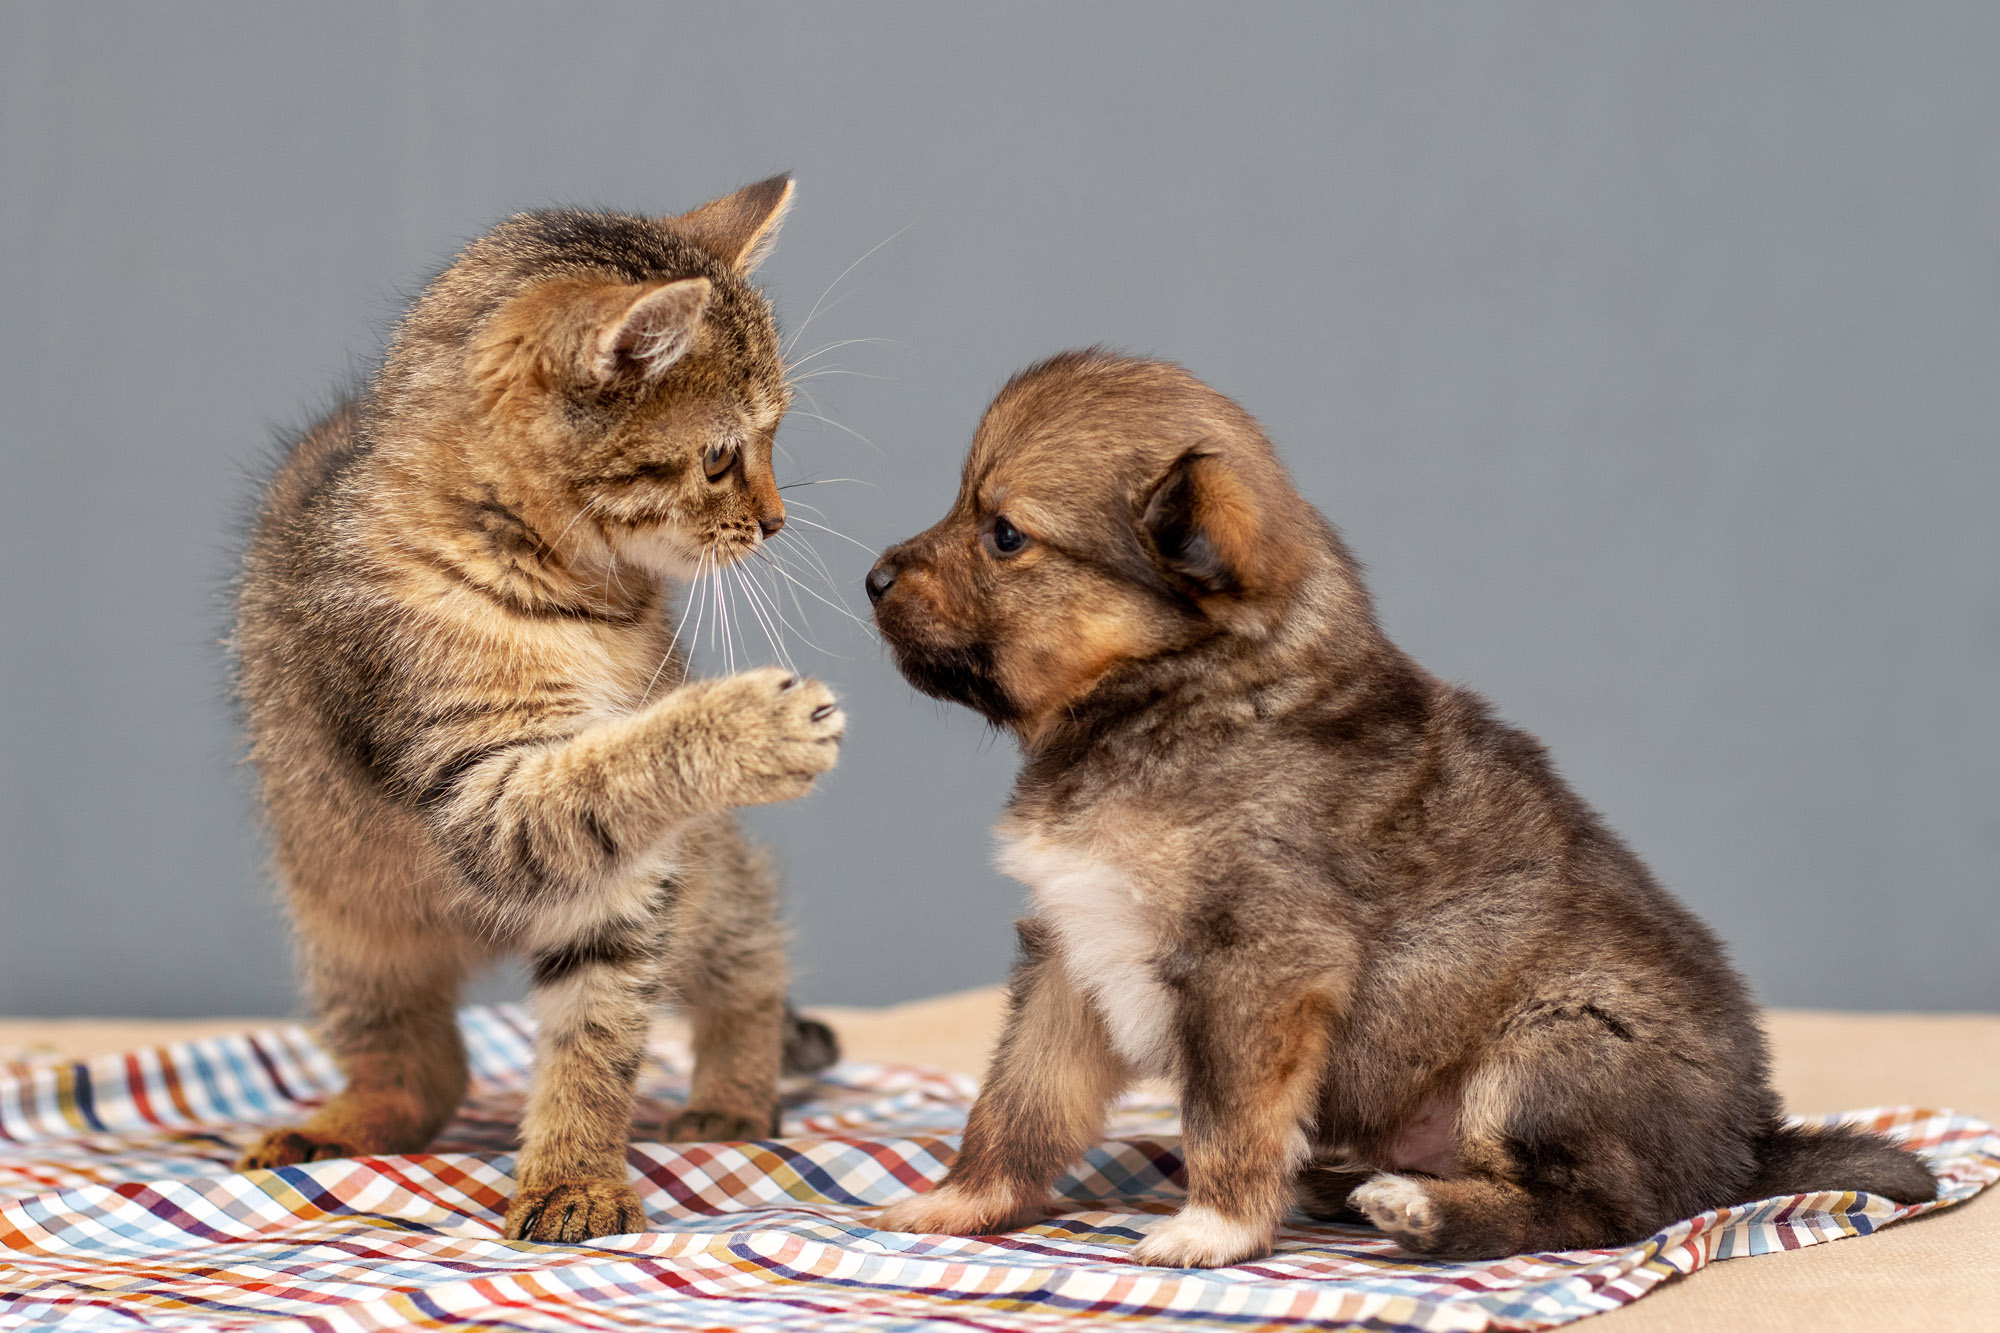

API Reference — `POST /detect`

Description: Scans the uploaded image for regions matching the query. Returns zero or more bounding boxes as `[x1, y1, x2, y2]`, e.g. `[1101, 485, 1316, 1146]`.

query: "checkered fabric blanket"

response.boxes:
[0, 1008, 1992, 1332]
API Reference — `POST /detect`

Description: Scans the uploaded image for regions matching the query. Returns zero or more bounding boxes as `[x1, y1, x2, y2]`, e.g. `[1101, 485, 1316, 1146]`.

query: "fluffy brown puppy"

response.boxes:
[865, 350, 1934, 1266]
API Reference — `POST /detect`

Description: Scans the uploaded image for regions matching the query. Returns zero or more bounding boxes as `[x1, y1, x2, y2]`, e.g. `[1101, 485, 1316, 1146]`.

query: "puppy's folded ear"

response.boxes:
[1142, 449, 1300, 634]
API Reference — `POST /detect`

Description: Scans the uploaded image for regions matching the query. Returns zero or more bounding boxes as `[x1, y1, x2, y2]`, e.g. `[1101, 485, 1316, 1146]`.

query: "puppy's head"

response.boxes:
[868, 350, 1319, 739]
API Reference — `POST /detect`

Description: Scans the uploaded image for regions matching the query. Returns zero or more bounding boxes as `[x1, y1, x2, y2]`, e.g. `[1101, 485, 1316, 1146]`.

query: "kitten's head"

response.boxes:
[397, 177, 799, 580]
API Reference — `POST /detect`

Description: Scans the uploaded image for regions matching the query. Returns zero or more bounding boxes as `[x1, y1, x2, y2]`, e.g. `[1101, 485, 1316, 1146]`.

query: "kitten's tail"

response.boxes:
[1744, 1119, 1937, 1204]
[781, 1002, 840, 1076]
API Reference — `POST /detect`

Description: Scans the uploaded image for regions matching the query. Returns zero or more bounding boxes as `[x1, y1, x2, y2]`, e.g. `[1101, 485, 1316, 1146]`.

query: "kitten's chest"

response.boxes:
[563, 611, 681, 713]
[995, 826, 1179, 1077]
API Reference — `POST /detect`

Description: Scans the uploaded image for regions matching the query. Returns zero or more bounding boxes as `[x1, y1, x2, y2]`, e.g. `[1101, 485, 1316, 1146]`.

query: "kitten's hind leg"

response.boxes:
[237, 919, 471, 1170]
[660, 821, 800, 1142]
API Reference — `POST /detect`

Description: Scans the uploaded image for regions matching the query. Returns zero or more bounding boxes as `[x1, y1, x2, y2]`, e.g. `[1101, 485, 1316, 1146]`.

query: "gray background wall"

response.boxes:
[2, 2, 1995, 1017]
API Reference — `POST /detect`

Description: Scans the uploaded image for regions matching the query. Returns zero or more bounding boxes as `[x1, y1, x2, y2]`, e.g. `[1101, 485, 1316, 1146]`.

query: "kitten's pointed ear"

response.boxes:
[1142, 449, 1299, 634]
[591, 277, 711, 384]
[673, 174, 794, 274]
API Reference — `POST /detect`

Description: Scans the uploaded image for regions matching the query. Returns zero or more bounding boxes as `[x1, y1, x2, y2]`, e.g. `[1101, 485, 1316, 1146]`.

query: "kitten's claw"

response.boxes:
[672, 667, 844, 807]
[504, 1180, 646, 1244]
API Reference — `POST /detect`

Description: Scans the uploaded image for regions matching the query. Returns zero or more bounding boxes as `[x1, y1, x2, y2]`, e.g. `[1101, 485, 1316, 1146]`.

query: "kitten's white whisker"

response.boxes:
[760, 547, 873, 631]
[778, 476, 878, 492]
[773, 528, 860, 615]
[732, 564, 794, 671]
[787, 336, 904, 372]
[785, 367, 883, 385]
[790, 410, 885, 459]
[716, 564, 738, 673]
[782, 514, 879, 556]
[783, 225, 915, 358]
[767, 531, 844, 604]
[649, 546, 711, 700]
[753, 551, 860, 647]
[747, 556, 833, 656]
[780, 498, 842, 522]
[749, 556, 832, 656]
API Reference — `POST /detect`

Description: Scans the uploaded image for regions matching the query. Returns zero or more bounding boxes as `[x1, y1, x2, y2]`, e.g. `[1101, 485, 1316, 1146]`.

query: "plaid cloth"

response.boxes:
[0, 1007, 1991, 1332]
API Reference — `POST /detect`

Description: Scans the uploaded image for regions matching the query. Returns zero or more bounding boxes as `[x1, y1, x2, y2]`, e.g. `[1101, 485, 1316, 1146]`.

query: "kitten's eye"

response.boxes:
[988, 516, 1027, 556]
[703, 441, 737, 481]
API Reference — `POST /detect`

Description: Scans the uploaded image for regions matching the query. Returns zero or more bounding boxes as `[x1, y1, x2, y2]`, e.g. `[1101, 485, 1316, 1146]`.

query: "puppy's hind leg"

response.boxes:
[1351, 1033, 1663, 1259]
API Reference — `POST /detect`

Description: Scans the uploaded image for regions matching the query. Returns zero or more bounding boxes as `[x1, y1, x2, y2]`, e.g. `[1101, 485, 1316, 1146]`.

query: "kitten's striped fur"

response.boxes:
[233, 177, 842, 1244]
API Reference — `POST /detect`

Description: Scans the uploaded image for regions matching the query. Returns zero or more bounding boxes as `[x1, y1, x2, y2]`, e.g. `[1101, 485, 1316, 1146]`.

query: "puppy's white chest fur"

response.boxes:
[995, 830, 1176, 1077]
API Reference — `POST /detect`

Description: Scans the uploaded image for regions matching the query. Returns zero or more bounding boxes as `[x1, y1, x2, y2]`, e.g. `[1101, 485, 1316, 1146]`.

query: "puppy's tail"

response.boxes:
[1743, 1119, 1937, 1205]
[781, 1001, 840, 1076]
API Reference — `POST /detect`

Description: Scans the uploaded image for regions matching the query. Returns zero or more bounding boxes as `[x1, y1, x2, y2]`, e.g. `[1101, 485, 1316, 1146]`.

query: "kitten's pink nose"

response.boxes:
[759, 511, 785, 538]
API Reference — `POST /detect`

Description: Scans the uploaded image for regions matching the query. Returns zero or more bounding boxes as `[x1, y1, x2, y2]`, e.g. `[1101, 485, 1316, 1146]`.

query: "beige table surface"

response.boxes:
[4, 992, 1995, 1332]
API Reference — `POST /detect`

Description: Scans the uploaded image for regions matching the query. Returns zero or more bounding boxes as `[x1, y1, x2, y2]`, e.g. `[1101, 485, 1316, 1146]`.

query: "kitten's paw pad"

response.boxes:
[1349, 1173, 1440, 1244]
[504, 1180, 646, 1244]
[236, 1129, 362, 1170]
[877, 1184, 1033, 1236]
[1130, 1205, 1272, 1268]
[662, 1107, 775, 1143]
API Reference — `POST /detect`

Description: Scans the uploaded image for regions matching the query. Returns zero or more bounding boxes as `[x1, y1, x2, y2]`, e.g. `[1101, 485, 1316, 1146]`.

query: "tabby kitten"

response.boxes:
[233, 176, 845, 1244]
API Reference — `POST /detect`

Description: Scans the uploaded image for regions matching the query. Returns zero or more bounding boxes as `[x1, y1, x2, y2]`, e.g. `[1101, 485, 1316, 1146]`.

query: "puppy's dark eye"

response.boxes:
[989, 516, 1027, 555]
[703, 441, 736, 481]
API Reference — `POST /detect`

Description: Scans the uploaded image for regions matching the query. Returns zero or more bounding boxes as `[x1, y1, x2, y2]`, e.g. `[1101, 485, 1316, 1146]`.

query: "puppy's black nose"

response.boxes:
[864, 561, 897, 605]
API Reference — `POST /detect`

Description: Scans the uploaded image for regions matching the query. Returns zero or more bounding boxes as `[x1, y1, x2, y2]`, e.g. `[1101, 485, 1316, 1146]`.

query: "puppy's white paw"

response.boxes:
[1129, 1204, 1271, 1269]
[1348, 1173, 1440, 1244]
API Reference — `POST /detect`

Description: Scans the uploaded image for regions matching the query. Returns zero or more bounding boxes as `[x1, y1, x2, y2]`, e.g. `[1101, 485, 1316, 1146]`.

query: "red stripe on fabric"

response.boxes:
[157, 1048, 198, 1123]
[123, 1053, 163, 1127]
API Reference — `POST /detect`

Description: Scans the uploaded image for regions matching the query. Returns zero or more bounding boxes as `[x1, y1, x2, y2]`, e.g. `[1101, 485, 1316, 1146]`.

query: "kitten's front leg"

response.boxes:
[504, 913, 664, 1243]
[421, 666, 843, 939]
[878, 922, 1128, 1235]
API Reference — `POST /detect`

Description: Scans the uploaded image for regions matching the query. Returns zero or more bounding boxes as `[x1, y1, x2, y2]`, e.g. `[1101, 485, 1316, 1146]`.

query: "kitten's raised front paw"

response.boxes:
[662, 1106, 776, 1143]
[1349, 1173, 1441, 1248]
[877, 1183, 1038, 1237]
[680, 666, 845, 808]
[504, 1179, 647, 1244]
[236, 1128, 361, 1170]
[1129, 1204, 1273, 1268]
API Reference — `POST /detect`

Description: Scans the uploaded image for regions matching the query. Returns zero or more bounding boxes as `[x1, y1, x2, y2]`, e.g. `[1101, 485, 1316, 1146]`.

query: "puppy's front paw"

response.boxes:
[1129, 1204, 1272, 1268]
[504, 1179, 646, 1244]
[877, 1183, 1038, 1237]
[675, 667, 845, 808]
[1349, 1173, 1441, 1248]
